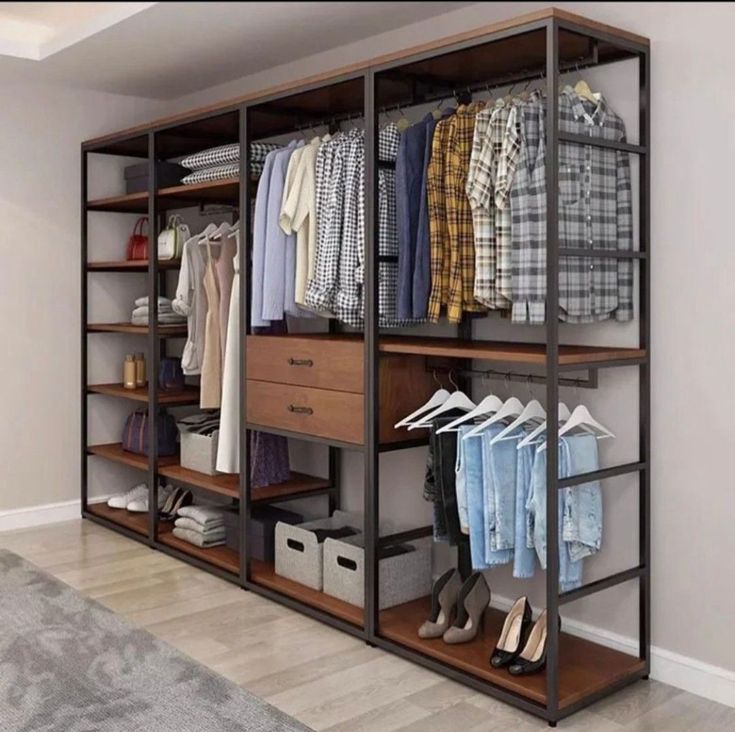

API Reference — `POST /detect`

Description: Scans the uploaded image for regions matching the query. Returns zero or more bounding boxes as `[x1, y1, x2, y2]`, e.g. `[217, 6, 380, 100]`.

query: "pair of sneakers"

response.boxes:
[107, 483, 174, 513]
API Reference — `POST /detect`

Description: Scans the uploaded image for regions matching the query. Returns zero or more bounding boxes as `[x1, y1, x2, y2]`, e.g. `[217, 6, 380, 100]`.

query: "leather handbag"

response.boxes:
[158, 214, 190, 261]
[121, 409, 178, 456]
[158, 357, 185, 392]
[126, 217, 149, 261]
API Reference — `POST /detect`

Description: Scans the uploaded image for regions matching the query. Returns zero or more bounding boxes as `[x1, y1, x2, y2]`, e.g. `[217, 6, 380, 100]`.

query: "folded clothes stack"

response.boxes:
[180, 142, 281, 185]
[131, 296, 187, 326]
[172, 505, 226, 548]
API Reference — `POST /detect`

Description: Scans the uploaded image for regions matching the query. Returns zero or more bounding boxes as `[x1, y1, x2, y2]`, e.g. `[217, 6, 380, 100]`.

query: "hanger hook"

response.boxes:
[431, 369, 442, 388]
[448, 369, 459, 391]
[527, 374, 533, 399]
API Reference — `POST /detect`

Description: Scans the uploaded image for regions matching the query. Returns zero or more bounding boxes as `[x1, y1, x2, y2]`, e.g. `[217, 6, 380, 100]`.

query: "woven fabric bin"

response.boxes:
[323, 536, 432, 610]
[178, 428, 219, 475]
[274, 510, 362, 591]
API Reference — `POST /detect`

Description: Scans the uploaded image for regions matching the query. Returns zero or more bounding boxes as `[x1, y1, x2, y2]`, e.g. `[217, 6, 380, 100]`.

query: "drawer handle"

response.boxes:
[287, 358, 313, 367]
[288, 404, 313, 415]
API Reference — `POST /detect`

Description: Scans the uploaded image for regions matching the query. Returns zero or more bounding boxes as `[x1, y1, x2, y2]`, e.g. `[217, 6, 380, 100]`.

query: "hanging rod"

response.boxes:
[431, 365, 599, 390]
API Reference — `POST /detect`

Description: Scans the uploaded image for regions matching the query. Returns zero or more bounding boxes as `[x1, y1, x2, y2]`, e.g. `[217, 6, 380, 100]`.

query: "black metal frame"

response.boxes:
[81, 11, 650, 726]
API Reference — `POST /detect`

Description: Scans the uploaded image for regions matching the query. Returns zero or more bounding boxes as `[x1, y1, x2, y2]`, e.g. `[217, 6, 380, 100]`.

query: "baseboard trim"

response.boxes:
[492, 593, 735, 708]
[0, 496, 111, 532]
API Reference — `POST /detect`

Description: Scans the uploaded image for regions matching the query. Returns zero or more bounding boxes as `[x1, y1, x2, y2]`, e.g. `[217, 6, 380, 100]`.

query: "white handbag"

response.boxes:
[158, 215, 190, 261]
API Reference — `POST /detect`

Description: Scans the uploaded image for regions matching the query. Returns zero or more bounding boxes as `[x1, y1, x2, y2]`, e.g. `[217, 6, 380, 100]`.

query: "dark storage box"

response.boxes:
[223, 505, 302, 560]
[124, 162, 186, 194]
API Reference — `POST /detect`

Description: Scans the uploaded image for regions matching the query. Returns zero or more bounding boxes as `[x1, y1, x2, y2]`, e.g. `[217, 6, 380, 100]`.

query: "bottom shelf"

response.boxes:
[379, 597, 645, 709]
[86, 502, 148, 536]
[158, 524, 240, 576]
[249, 559, 363, 627]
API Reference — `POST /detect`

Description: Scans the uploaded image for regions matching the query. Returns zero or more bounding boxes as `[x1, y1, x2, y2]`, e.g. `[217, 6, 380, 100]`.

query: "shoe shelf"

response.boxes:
[86, 502, 148, 537]
[157, 523, 240, 576]
[379, 597, 645, 710]
[88, 383, 200, 405]
[86, 259, 182, 272]
[87, 443, 178, 471]
[86, 323, 188, 337]
[249, 559, 363, 628]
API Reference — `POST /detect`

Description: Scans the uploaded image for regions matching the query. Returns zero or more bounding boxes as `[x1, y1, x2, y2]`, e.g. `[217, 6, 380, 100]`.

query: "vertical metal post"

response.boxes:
[81, 150, 89, 514]
[147, 132, 159, 545]
[638, 48, 651, 672]
[239, 103, 251, 587]
[364, 70, 379, 639]
[456, 317, 473, 580]
[544, 18, 561, 724]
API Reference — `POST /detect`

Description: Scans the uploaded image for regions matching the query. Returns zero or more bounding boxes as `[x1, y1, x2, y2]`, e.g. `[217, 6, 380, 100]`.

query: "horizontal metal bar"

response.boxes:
[559, 248, 646, 260]
[559, 131, 646, 155]
[378, 526, 433, 547]
[557, 357, 648, 373]
[558, 460, 646, 488]
[252, 486, 337, 505]
[379, 437, 430, 452]
[559, 566, 645, 605]
[557, 17, 649, 55]
[155, 542, 241, 585]
[244, 423, 363, 451]
[243, 580, 367, 640]
[444, 366, 598, 389]
[371, 635, 550, 720]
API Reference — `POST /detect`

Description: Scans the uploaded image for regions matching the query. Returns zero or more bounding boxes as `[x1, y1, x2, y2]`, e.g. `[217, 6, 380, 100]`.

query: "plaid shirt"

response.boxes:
[444, 102, 487, 323]
[466, 100, 518, 309]
[509, 90, 633, 324]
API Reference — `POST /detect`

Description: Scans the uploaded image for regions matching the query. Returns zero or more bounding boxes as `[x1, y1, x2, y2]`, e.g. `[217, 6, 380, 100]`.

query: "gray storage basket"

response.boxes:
[274, 510, 362, 591]
[323, 535, 432, 610]
[177, 424, 219, 476]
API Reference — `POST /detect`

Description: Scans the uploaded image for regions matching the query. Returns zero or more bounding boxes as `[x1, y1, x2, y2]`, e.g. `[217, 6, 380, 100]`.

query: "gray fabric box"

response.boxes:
[323, 536, 432, 610]
[248, 506, 302, 562]
[274, 510, 362, 591]
[178, 427, 219, 475]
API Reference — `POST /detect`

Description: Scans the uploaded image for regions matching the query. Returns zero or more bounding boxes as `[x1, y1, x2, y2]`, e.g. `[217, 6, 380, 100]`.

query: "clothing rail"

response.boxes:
[432, 365, 599, 389]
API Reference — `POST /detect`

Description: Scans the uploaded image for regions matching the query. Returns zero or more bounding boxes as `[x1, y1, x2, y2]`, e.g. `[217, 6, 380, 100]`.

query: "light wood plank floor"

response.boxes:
[1, 519, 732, 731]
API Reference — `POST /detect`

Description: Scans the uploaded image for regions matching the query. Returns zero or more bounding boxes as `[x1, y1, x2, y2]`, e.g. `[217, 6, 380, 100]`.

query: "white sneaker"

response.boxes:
[107, 483, 147, 510]
[127, 485, 173, 513]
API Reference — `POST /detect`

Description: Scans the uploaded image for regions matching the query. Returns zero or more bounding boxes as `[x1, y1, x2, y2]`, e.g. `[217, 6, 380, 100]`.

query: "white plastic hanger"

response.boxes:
[199, 221, 230, 245]
[435, 393, 504, 434]
[517, 402, 572, 449]
[490, 399, 546, 445]
[394, 389, 450, 429]
[558, 404, 615, 441]
[407, 390, 475, 430]
[462, 396, 524, 440]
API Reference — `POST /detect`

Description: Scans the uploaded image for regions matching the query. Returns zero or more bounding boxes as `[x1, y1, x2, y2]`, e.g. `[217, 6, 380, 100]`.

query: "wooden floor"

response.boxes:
[1, 519, 733, 732]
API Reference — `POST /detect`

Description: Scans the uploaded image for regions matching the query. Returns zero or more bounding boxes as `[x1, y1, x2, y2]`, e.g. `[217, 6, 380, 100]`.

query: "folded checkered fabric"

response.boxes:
[180, 142, 280, 171]
[181, 161, 265, 185]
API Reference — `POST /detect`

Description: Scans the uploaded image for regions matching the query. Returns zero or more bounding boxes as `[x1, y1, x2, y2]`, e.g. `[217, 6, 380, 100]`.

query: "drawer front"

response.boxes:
[246, 335, 363, 393]
[247, 380, 364, 445]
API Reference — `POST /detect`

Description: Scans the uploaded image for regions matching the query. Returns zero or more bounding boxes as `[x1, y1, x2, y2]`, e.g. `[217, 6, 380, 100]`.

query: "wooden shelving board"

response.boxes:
[379, 597, 645, 709]
[158, 464, 239, 500]
[250, 559, 363, 627]
[252, 472, 331, 502]
[87, 443, 178, 470]
[379, 336, 646, 367]
[88, 383, 200, 405]
[87, 323, 187, 337]
[86, 502, 148, 537]
[87, 259, 181, 271]
[86, 190, 148, 213]
[158, 524, 239, 575]
[157, 178, 240, 210]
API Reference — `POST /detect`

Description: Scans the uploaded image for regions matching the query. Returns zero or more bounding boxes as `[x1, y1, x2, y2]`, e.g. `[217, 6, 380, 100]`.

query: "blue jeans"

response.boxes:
[513, 440, 537, 578]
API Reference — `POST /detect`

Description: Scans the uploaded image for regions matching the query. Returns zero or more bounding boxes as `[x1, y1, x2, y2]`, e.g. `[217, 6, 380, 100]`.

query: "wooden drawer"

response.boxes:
[246, 335, 363, 393]
[247, 380, 364, 445]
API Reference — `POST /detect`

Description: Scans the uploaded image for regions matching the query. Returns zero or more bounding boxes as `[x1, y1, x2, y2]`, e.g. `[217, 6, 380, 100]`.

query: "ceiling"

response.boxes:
[0, 1, 475, 99]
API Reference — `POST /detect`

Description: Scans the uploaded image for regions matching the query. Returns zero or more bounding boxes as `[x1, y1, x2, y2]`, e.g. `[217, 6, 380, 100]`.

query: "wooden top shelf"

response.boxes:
[87, 323, 187, 337]
[379, 336, 646, 367]
[380, 597, 645, 710]
[87, 443, 178, 470]
[87, 259, 181, 272]
[88, 383, 200, 405]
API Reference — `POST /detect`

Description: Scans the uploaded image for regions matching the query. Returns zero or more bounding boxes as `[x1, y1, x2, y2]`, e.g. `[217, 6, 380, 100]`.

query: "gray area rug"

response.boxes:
[0, 549, 311, 732]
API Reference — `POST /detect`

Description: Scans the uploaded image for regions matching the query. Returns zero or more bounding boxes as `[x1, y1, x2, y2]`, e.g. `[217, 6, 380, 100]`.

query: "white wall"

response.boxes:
[165, 0, 735, 694]
[0, 82, 164, 514]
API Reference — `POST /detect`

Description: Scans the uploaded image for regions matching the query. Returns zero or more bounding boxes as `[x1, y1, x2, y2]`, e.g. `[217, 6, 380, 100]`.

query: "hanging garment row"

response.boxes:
[399, 383, 611, 590]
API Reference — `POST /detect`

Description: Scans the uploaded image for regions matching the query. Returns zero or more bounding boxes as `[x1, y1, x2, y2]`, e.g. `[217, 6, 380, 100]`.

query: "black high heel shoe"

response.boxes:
[490, 596, 533, 668]
[508, 610, 561, 676]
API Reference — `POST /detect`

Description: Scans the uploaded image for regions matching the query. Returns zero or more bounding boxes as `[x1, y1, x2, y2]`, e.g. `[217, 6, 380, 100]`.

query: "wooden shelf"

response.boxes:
[379, 597, 645, 710]
[86, 502, 148, 537]
[87, 191, 148, 213]
[252, 472, 331, 503]
[87, 259, 181, 271]
[379, 336, 646, 367]
[87, 383, 200, 405]
[158, 464, 239, 500]
[87, 323, 187, 337]
[157, 178, 240, 210]
[87, 443, 178, 470]
[250, 559, 363, 627]
[158, 524, 239, 575]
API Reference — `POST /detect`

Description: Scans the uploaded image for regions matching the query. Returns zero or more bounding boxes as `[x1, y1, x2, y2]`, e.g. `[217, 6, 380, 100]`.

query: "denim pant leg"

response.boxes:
[487, 432, 521, 552]
[463, 434, 489, 570]
[513, 442, 537, 578]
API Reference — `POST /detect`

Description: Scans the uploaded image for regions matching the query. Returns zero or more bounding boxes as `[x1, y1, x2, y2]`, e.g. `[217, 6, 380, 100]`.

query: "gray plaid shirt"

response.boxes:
[509, 89, 633, 324]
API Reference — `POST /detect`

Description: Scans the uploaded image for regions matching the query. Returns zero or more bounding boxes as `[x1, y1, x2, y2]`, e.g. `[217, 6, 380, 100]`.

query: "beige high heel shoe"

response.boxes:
[442, 572, 490, 644]
[418, 568, 462, 639]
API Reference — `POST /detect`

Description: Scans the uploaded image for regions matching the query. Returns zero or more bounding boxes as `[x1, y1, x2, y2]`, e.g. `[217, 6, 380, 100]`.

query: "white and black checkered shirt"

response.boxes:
[509, 89, 633, 324]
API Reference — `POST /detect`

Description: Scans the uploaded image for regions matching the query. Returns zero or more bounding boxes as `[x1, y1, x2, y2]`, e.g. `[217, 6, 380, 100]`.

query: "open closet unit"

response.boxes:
[81, 8, 650, 725]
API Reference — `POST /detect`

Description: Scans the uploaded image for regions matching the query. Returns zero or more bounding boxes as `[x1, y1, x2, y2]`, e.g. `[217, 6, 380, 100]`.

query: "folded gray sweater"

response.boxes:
[173, 527, 225, 548]
[177, 504, 227, 528]
[175, 516, 225, 535]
